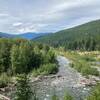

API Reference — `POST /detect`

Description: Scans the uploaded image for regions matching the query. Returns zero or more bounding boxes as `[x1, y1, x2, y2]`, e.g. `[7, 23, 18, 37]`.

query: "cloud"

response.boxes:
[18, 28, 37, 33]
[0, 13, 9, 17]
[17, 23, 48, 33]
[0, 0, 100, 34]
[13, 22, 23, 27]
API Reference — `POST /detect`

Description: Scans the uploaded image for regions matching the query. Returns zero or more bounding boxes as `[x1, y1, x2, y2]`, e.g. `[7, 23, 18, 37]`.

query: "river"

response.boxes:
[0, 56, 91, 100]
[31, 56, 90, 100]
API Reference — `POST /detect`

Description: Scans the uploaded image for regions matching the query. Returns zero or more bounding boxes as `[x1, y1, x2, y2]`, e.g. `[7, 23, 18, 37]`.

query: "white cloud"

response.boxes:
[13, 22, 22, 27]
[0, 13, 9, 17]
[17, 23, 48, 33]
[0, 0, 100, 34]
[18, 27, 37, 33]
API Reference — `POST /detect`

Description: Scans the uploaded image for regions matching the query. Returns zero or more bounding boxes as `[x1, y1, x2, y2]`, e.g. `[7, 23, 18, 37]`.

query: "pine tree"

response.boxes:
[11, 45, 21, 74]
[0, 39, 11, 73]
[14, 74, 32, 100]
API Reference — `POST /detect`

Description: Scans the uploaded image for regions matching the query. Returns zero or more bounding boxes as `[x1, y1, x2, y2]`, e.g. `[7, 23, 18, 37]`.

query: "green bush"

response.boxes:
[86, 84, 100, 100]
[81, 66, 91, 76]
[52, 94, 59, 100]
[88, 67, 99, 76]
[0, 73, 11, 88]
[72, 60, 99, 76]
[82, 56, 95, 62]
[37, 63, 58, 75]
[63, 92, 73, 100]
[14, 74, 33, 100]
[51, 92, 73, 100]
[0, 38, 57, 75]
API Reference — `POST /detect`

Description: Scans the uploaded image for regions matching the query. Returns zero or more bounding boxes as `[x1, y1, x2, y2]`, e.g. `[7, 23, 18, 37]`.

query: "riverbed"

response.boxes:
[31, 56, 91, 100]
[0, 56, 91, 100]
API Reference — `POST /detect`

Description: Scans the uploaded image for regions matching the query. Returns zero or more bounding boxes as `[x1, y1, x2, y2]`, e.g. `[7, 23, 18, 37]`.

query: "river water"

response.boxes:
[31, 56, 90, 100]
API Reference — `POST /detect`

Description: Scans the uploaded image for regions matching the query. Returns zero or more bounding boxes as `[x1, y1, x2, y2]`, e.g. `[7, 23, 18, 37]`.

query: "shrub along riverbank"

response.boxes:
[0, 38, 58, 88]
[57, 49, 100, 77]
[55, 49, 100, 100]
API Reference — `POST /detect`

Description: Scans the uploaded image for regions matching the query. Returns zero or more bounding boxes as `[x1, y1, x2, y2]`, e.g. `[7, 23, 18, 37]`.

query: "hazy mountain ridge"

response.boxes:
[0, 32, 49, 39]
[0, 32, 14, 38]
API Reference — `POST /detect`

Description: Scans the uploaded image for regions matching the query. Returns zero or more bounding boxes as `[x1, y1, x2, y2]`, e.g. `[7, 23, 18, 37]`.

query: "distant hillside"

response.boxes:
[35, 19, 100, 50]
[0, 32, 49, 39]
[16, 33, 40, 39]
[17, 32, 50, 39]
[0, 32, 14, 38]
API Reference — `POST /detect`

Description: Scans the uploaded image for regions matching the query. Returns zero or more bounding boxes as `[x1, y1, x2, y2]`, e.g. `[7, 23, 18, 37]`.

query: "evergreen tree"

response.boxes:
[14, 74, 32, 100]
[11, 45, 21, 74]
[0, 39, 11, 73]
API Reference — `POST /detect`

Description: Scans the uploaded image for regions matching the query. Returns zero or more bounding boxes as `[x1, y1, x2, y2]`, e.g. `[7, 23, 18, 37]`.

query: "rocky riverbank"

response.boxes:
[0, 56, 99, 100]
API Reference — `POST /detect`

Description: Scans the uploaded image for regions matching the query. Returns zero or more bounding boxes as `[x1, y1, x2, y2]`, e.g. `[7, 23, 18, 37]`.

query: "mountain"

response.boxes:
[16, 32, 49, 39]
[16, 33, 40, 39]
[0, 32, 49, 39]
[35, 19, 100, 50]
[0, 32, 15, 38]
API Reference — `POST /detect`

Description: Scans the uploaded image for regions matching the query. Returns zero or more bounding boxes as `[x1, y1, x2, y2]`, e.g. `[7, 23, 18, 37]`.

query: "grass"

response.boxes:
[0, 73, 12, 88]
[86, 84, 100, 100]
[32, 63, 58, 76]
[56, 49, 100, 76]
[71, 60, 99, 76]
[51, 91, 73, 100]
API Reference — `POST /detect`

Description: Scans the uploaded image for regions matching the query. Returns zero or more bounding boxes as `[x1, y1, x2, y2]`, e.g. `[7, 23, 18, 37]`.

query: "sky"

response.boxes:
[0, 0, 100, 34]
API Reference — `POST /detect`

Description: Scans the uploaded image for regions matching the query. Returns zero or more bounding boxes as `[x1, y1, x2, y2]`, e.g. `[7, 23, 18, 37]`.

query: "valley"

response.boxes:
[0, 20, 100, 100]
[0, 0, 100, 99]
[0, 49, 100, 100]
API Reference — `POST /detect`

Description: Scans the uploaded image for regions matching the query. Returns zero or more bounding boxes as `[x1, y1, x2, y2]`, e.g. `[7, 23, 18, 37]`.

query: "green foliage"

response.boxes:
[86, 84, 100, 100]
[0, 38, 57, 76]
[32, 90, 39, 100]
[37, 63, 58, 75]
[32, 63, 58, 76]
[14, 74, 32, 100]
[51, 88, 58, 100]
[71, 59, 99, 76]
[35, 20, 100, 51]
[52, 94, 59, 100]
[11, 44, 21, 74]
[64, 51, 99, 76]
[51, 92, 73, 100]
[81, 56, 96, 62]
[11, 42, 35, 74]
[0, 38, 12, 73]
[63, 92, 73, 100]
[0, 73, 11, 88]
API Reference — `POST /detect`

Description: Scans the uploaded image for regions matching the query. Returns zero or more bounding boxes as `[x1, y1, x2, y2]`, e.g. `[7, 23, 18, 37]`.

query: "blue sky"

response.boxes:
[0, 0, 100, 34]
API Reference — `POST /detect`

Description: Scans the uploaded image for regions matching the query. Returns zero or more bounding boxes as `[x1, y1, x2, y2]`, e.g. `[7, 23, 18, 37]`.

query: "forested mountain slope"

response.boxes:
[35, 19, 100, 50]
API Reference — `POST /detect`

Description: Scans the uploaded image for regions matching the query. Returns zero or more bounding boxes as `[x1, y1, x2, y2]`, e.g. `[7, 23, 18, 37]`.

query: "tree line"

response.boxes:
[35, 20, 100, 51]
[0, 38, 57, 76]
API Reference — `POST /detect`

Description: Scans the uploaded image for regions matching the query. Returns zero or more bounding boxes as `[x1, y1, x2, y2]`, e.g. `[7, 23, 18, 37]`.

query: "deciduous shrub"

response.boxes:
[0, 73, 11, 88]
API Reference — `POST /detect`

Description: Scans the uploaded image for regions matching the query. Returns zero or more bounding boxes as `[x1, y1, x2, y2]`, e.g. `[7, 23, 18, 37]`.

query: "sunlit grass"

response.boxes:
[56, 49, 100, 76]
